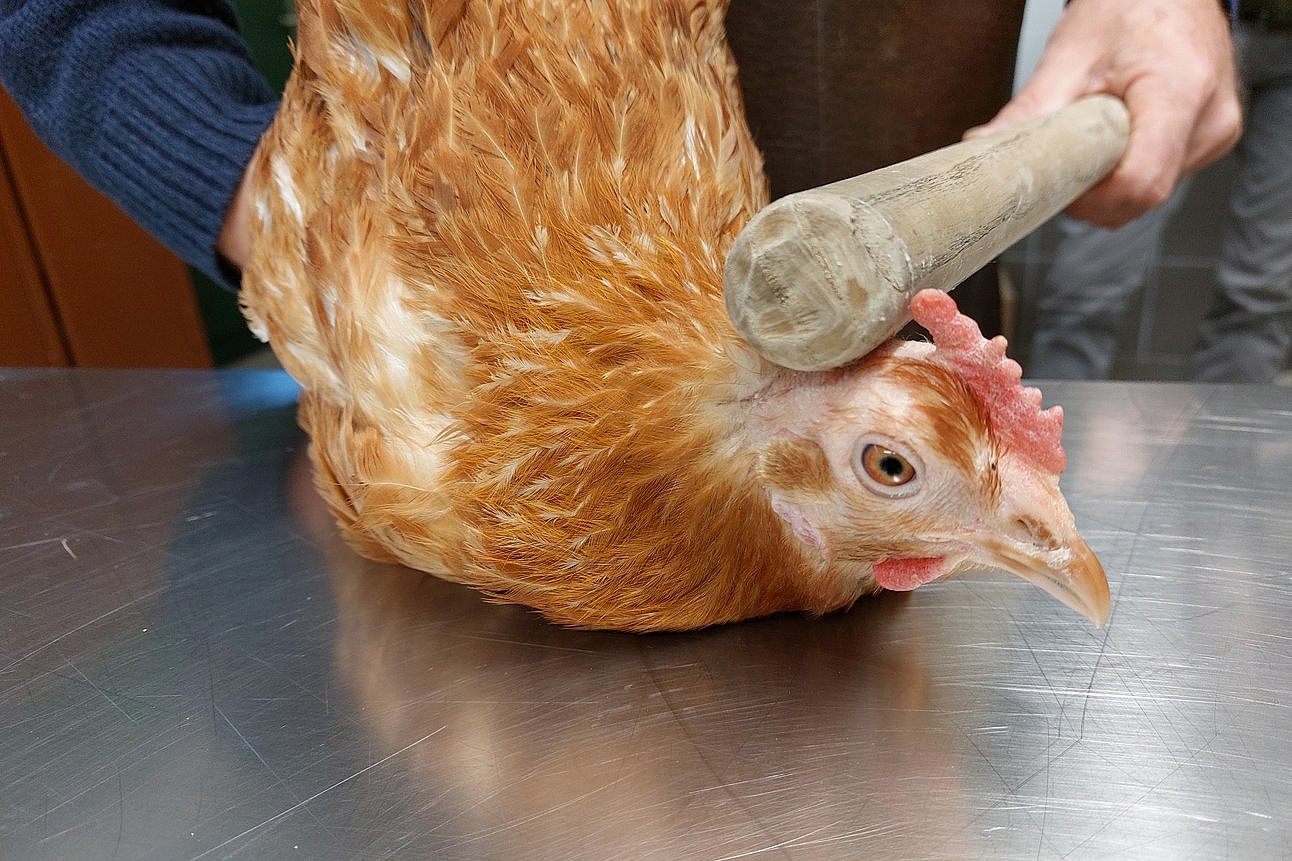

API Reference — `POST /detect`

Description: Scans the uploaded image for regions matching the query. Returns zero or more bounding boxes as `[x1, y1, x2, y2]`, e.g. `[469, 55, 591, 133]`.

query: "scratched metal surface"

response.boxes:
[2, 368, 1290, 860]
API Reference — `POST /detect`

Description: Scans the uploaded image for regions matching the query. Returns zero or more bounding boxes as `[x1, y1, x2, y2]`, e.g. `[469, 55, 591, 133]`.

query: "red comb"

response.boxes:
[910, 289, 1066, 474]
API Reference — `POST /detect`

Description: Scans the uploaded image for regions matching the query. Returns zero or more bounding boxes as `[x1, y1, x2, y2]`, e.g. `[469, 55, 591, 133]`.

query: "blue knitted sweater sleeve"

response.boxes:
[0, 0, 280, 288]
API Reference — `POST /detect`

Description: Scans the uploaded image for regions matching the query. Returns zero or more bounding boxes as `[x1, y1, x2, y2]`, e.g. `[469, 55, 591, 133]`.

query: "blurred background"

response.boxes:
[1, 0, 1285, 383]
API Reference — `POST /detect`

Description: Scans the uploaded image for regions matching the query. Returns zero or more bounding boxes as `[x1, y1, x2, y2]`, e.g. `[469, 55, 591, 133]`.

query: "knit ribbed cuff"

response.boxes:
[93, 48, 278, 290]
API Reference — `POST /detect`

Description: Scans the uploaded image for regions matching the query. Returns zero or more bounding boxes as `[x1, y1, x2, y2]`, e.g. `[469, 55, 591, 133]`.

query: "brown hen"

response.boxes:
[241, 0, 1109, 631]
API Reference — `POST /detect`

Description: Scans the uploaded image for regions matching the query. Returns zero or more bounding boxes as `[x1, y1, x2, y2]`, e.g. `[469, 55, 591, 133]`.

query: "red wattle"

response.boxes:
[873, 556, 945, 591]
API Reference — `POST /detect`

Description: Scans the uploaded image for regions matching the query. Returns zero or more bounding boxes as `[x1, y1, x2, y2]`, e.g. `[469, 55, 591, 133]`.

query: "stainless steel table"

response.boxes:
[2, 368, 1290, 860]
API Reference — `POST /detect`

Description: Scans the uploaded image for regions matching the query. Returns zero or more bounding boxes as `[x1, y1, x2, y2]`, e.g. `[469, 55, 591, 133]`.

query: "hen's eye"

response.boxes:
[860, 444, 916, 486]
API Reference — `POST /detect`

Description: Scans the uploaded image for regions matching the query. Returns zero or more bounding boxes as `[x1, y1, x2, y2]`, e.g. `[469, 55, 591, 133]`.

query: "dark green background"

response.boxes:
[196, 1, 295, 364]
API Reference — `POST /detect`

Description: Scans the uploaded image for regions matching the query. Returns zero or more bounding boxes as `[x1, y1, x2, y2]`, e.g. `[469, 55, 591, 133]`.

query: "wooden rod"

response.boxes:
[724, 95, 1130, 371]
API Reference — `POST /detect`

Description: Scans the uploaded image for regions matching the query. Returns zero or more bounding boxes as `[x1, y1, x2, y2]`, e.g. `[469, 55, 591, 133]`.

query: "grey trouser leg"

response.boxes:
[1192, 23, 1292, 383]
[1028, 197, 1183, 380]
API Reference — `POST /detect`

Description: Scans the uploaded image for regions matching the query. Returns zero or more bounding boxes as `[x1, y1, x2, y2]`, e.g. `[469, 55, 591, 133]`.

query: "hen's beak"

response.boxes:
[977, 530, 1109, 626]
[972, 458, 1111, 626]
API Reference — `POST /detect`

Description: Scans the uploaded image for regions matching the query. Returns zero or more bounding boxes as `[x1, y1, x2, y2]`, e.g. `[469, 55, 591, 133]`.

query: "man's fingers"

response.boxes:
[1065, 58, 1241, 227]
[1063, 81, 1195, 226]
[1182, 91, 1243, 175]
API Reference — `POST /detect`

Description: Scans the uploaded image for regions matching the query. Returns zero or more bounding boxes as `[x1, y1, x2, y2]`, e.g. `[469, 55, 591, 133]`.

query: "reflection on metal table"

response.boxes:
[1, 368, 1290, 859]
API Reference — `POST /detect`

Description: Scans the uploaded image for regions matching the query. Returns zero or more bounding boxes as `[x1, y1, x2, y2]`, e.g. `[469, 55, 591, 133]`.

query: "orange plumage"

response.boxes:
[241, 0, 1108, 631]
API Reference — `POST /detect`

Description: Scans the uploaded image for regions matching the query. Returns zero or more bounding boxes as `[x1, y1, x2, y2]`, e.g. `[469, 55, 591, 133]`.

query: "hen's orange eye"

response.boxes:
[860, 444, 916, 486]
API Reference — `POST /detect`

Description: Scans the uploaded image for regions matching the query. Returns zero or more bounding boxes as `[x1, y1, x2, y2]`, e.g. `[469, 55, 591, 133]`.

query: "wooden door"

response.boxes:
[0, 88, 212, 367]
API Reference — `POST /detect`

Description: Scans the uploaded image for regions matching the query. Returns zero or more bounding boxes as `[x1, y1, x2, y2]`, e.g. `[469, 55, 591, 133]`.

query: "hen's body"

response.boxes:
[243, 0, 1107, 631]
[244, 0, 841, 629]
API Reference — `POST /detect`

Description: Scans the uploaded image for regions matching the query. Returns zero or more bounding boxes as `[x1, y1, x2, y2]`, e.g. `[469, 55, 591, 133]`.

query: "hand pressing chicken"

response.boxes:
[241, 0, 1109, 631]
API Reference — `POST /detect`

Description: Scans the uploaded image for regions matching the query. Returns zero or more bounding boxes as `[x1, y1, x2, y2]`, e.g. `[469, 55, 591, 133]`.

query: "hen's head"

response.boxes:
[752, 290, 1109, 625]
